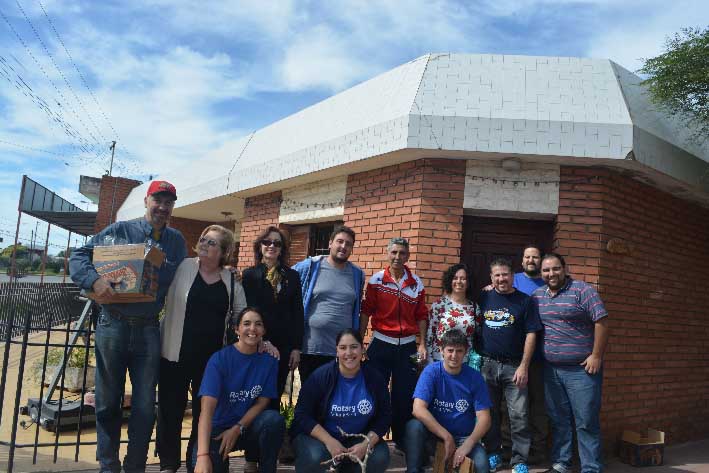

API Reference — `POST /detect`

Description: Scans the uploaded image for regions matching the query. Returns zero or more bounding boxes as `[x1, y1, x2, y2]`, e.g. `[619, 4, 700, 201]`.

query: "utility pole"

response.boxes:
[108, 140, 117, 176]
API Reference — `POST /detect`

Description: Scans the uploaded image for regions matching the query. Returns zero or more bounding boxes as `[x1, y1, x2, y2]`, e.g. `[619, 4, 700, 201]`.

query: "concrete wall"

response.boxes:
[464, 160, 559, 215]
[279, 176, 346, 224]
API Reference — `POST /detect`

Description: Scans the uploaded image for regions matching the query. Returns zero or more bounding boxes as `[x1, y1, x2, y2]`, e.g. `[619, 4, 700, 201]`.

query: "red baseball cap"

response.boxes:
[146, 180, 177, 199]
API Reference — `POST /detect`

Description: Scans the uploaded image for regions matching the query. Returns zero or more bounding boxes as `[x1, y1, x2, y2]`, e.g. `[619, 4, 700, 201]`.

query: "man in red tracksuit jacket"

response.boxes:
[360, 237, 428, 447]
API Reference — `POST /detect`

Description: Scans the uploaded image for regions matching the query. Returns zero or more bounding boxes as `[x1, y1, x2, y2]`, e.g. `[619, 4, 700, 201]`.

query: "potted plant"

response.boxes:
[31, 347, 95, 392]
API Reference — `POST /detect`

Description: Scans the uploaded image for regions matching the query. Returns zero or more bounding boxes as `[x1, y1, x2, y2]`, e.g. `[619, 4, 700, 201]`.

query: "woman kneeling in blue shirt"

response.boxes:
[193, 307, 285, 473]
[291, 329, 392, 473]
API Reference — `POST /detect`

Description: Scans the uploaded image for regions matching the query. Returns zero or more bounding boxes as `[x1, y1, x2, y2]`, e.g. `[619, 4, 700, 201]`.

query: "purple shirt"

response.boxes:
[532, 278, 608, 365]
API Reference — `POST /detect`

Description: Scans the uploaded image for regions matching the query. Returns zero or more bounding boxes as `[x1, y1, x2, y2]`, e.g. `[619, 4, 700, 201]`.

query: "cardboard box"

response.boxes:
[91, 244, 165, 303]
[433, 441, 474, 473]
[619, 429, 665, 467]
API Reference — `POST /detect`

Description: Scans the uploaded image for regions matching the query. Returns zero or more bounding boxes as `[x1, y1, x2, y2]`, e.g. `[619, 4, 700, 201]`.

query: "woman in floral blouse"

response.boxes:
[425, 263, 482, 368]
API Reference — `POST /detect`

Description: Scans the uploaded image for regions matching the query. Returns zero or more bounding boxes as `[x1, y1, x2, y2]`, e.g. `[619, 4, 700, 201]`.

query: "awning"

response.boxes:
[20, 175, 96, 236]
[27, 210, 97, 236]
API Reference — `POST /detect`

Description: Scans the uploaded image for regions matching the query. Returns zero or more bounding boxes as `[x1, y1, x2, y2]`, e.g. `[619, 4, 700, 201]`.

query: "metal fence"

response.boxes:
[0, 282, 83, 339]
[0, 281, 97, 473]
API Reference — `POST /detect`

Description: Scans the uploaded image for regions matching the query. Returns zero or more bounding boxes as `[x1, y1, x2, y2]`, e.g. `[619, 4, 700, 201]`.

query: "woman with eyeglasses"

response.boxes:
[242, 226, 304, 409]
[157, 225, 247, 473]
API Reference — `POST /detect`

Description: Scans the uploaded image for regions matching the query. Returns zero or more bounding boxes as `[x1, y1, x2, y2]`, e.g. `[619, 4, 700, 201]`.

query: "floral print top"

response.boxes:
[425, 294, 480, 362]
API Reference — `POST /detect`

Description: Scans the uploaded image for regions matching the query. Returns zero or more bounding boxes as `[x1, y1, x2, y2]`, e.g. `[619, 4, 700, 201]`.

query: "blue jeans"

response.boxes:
[94, 311, 161, 473]
[191, 410, 285, 473]
[544, 364, 603, 473]
[365, 338, 418, 444]
[293, 433, 390, 473]
[403, 419, 489, 473]
[481, 357, 531, 465]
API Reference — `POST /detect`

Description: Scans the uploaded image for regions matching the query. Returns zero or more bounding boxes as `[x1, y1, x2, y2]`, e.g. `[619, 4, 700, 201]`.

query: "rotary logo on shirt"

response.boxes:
[357, 399, 373, 415]
[484, 309, 515, 329]
[433, 398, 468, 413]
[331, 399, 371, 417]
[455, 399, 469, 413]
[229, 384, 263, 402]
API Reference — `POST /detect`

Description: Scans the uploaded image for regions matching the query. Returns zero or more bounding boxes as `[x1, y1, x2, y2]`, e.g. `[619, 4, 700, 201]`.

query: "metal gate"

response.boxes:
[0, 282, 96, 473]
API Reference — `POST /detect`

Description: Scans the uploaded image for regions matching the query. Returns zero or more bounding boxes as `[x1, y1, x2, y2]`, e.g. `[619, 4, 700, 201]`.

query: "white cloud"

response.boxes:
[586, 0, 709, 71]
[280, 25, 371, 92]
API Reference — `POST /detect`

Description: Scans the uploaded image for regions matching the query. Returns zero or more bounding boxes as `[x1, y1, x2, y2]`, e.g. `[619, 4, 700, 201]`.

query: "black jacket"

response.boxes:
[290, 361, 392, 439]
[242, 264, 304, 351]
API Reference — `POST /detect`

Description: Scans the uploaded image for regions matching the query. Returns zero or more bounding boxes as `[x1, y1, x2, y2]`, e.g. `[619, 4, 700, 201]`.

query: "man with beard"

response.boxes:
[513, 245, 548, 464]
[514, 245, 545, 295]
[294, 225, 365, 383]
[360, 237, 428, 447]
[478, 258, 541, 473]
[533, 253, 609, 473]
[70, 181, 187, 473]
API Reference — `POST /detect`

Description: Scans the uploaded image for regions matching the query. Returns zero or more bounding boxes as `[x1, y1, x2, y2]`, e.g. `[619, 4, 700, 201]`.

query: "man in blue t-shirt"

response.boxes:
[403, 329, 492, 473]
[478, 258, 542, 473]
[513, 245, 547, 465]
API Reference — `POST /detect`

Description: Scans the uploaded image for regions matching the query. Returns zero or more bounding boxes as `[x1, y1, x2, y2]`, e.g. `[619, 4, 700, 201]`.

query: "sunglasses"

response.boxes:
[199, 237, 219, 247]
[261, 239, 283, 248]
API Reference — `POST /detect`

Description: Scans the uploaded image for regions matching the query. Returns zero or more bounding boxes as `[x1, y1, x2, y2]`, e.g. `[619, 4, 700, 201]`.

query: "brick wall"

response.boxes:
[556, 166, 709, 446]
[169, 217, 221, 257]
[344, 159, 466, 301]
[94, 176, 141, 232]
[236, 191, 282, 271]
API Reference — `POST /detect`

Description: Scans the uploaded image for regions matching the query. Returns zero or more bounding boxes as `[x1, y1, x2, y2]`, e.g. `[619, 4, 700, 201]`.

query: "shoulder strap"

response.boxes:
[229, 271, 235, 314]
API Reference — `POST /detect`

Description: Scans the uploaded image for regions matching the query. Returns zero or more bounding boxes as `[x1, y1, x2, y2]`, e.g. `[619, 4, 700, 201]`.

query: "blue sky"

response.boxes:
[0, 0, 707, 253]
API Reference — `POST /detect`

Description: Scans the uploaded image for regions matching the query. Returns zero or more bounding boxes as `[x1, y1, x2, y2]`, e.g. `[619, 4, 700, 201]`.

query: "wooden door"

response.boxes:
[461, 216, 554, 294]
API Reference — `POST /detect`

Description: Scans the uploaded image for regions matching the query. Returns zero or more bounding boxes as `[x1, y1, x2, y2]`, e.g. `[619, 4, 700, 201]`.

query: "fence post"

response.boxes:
[0, 308, 17, 429]
[7, 310, 32, 473]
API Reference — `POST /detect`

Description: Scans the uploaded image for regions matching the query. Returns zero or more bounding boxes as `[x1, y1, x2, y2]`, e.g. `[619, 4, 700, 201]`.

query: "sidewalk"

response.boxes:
[14, 437, 709, 473]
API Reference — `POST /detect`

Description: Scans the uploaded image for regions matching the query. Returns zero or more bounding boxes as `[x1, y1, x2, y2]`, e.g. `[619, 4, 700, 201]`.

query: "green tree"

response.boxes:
[1, 244, 28, 258]
[638, 27, 709, 145]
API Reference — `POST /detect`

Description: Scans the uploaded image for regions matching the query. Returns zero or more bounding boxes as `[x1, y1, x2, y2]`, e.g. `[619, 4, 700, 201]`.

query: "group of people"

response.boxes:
[69, 180, 609, 473]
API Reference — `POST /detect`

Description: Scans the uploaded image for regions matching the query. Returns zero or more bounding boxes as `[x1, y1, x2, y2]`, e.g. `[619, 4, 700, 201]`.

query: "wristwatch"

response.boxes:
[237, 422, 247, 436]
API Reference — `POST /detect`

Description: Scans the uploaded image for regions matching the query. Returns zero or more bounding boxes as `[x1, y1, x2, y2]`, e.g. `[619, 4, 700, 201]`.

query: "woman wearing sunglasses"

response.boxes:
[242, 226, 304, 409]
[157, 225, 247, 473]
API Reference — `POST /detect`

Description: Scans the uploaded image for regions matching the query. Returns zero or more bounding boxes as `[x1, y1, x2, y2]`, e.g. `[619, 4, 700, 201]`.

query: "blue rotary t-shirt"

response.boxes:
[323, 371, 374, 440]
[413, 361, 491, 438]
[478, 289, 542, 360]
[513, 272, 545, 296]
[199, 345, 278, 430]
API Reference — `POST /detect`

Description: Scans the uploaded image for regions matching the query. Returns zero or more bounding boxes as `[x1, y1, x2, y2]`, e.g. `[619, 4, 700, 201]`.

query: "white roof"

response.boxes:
[118, 53, 709, 220]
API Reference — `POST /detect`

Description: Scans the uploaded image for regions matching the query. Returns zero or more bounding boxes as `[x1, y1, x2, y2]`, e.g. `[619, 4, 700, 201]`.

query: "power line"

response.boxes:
[0, 52, 100, 161]
[13, 0, 108, 148]
[37, 0, 121, 144]
[0, 6, 103, 156]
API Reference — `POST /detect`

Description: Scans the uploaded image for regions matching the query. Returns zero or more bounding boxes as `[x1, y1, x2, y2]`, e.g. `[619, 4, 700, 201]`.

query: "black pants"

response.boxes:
[298, 354, 335, 384]
[156, 355, 211, 471]
[270, 343, 293, 410]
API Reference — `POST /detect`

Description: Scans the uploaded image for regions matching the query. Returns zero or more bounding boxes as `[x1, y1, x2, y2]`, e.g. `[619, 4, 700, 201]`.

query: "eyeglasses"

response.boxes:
[261, 239, 283, 248]
[199, 237, 219, 247]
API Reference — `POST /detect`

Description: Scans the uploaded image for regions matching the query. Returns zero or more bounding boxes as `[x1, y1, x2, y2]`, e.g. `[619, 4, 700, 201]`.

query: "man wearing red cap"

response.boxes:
[70, 181, 187, 473]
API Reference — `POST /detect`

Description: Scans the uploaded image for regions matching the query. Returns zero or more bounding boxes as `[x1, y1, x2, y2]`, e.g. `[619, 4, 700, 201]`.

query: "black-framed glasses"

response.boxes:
[199, 237, 219, 247]
[261, 239, 283, 248]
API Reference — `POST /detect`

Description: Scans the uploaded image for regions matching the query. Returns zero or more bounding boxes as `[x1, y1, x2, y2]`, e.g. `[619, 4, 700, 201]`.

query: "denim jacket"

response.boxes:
[69, 218, 187, 320]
